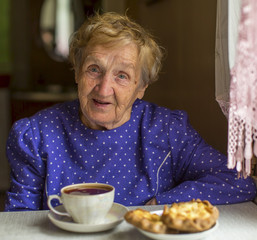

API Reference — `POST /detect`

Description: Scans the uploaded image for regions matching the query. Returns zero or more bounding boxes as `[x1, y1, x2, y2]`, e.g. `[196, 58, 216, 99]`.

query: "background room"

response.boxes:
[0, 0, 231, 210]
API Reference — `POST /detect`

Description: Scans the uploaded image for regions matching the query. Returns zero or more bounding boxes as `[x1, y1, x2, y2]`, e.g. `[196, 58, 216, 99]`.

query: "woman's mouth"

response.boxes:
[93, 99, 111, 107]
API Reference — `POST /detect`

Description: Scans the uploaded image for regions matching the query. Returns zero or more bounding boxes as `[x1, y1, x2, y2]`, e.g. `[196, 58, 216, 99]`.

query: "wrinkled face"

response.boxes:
[76, 44, 147, 130]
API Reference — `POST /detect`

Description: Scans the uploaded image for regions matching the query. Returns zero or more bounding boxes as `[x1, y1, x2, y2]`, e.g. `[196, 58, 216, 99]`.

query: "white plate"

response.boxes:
[48, 202, 128, 233]
[135, 210, 219, 240]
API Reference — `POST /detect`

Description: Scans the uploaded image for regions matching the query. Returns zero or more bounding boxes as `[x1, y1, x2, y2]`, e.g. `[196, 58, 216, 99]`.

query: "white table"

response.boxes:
[0, 202, 257, 240]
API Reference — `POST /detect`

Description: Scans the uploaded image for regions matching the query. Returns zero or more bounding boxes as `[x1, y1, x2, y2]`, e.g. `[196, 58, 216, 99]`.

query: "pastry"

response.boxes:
[124, 199, 219, 234]
[124, 208, 169, 234]
[161, 199, 219, 232]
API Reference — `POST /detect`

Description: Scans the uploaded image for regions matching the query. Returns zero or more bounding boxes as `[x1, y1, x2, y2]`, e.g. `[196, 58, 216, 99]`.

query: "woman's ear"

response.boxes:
[137, 84, 148, 99]
[75, 71, 79, 84]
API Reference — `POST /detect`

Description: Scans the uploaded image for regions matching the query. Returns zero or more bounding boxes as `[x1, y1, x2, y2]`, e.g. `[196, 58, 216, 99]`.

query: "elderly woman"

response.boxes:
[5, 12, 256, 211]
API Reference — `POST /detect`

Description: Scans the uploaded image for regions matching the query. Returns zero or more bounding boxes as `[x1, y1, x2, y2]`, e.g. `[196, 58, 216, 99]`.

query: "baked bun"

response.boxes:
[124, 208, 170, 234]
[161, 199, 219, 232]
[124, 199, 219, 234]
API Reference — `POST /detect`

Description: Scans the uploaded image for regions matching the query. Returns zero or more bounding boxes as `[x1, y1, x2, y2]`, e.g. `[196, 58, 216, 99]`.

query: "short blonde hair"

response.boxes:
[69, 12, 164, 87]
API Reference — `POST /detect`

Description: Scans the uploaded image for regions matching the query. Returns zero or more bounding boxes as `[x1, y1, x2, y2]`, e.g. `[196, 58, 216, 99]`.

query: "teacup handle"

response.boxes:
[47, 195, 70, 217]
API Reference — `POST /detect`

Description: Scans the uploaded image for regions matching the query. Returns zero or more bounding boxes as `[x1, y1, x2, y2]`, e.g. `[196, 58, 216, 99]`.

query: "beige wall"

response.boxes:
[128, 0, 228, 154]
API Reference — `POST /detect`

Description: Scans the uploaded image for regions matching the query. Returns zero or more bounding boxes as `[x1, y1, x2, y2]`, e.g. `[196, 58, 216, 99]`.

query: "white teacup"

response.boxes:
[47, 183, 115, 224]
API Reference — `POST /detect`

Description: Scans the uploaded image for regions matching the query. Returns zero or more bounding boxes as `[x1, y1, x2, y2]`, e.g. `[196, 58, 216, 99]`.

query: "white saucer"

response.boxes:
[48, 202, 128, 233]
[134, 210, 219, 240]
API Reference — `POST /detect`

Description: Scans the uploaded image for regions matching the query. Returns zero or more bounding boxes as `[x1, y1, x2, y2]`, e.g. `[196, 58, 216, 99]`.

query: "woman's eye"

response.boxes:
[118, 74, 127, 79]
[115, 72, 130, 86]
[86, 65, 101, 78]
[89, 66, 100, 73]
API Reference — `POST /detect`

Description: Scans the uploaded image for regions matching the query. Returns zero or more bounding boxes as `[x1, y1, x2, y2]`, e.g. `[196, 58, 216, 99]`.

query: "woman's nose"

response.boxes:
[94, 73, 114, 96]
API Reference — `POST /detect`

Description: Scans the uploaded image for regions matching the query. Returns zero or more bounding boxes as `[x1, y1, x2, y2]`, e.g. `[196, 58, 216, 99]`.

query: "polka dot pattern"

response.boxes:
[5, 99, 257, 211]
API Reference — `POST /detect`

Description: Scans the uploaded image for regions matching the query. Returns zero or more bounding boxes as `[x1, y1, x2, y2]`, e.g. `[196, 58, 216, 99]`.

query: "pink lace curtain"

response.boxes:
[227, 0, 257, 177]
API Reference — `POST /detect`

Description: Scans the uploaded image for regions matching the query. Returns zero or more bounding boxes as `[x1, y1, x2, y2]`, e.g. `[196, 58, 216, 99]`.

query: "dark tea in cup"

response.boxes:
[47, 183, 115, 224]
[64, 186, 112, 195]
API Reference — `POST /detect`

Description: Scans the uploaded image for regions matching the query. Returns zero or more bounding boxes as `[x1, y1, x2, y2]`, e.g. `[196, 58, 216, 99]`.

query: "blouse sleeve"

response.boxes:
[155, 110, 256, 205]
[5, 118, 46, 211]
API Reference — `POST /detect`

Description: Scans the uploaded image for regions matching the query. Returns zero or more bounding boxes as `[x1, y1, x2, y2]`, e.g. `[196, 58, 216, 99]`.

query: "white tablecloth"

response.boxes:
[0, 202, 257, 240]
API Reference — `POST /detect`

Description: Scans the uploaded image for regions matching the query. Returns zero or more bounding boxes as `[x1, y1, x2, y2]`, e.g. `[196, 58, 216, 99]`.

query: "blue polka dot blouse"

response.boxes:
[5, 99, 256, 211]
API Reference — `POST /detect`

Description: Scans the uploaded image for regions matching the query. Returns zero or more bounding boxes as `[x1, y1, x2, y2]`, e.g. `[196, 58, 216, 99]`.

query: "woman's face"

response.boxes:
[76, 44, 147, 130]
